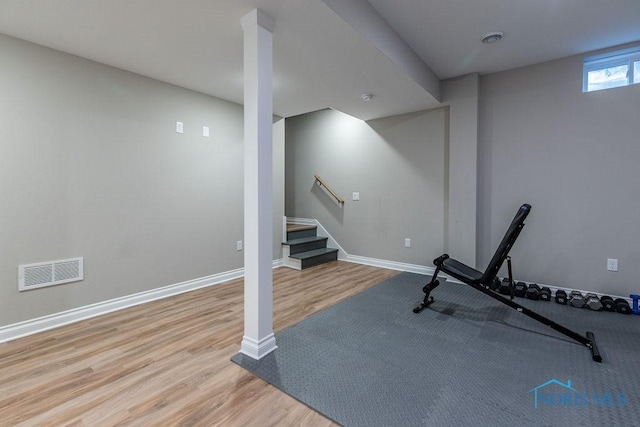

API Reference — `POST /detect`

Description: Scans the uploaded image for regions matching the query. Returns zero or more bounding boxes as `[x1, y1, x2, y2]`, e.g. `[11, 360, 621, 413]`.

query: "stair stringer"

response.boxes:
[286, 217, 346, 262]
[281, 244, 302, 270]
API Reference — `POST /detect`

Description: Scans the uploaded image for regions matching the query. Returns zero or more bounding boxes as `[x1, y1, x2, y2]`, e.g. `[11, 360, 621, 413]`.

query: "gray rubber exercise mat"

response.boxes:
[232, 272, 640, 426]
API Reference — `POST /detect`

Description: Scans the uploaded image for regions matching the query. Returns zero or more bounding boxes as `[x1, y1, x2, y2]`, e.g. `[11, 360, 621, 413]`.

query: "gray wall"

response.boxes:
[441, 74, 479, 266]
[0, 34, 284, 327]
[285, 108, 446, 265]
[478, 46, 640, 296]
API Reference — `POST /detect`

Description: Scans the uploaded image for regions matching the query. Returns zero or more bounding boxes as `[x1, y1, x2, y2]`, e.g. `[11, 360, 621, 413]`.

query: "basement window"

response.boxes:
[583, 46, 640, 92]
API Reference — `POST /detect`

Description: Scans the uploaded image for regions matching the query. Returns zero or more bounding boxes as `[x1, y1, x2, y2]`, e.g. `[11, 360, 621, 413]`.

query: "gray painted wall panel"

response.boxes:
[285, 108, 446, 265]
[441, 74, 479, 266]
[478, 51, 640, 296]
[0, 34, 284, 327]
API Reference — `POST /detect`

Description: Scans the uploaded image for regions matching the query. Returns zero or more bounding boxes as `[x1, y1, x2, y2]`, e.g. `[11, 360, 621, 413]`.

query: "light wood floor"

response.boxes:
[0, 261, 399, 426]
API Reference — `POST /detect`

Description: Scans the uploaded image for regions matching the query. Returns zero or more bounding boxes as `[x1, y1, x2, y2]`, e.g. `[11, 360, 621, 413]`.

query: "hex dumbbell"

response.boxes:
[539, 287, 551, 301]
[554, 289, 568, 305]
[525, 284, 541, 300]
[498, 278, 512, 295]
[514, 281, 528, 298]
[569, 291, 586, 308]
[585, 293, 603, 311]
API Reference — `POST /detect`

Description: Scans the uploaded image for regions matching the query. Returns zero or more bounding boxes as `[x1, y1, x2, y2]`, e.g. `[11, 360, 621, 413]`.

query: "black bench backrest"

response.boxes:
[479, 204, 531, 285]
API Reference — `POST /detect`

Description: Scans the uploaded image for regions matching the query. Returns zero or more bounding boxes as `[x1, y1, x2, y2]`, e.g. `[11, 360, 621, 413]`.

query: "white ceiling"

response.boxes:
[367, 0, 640, 79]
[1, 0, 639, 120]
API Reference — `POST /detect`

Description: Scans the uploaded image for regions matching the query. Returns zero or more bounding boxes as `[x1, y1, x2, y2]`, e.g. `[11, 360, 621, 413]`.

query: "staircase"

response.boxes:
[283, 223, 339, 270]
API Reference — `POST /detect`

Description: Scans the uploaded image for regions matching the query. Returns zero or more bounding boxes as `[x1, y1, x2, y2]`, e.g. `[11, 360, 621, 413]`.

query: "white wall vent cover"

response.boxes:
[18, 257, 83, 291]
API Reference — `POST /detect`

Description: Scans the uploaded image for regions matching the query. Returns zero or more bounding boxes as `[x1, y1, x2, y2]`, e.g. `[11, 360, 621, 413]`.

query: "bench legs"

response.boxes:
[413, 259, 446, 313]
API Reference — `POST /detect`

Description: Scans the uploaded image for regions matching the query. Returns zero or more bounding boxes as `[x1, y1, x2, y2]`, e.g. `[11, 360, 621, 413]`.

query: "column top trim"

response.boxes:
[241, 9, 275, 33]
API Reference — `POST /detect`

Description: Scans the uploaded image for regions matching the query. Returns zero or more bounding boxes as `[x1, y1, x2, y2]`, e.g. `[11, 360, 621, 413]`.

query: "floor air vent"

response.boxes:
[19, 257, 83, 291]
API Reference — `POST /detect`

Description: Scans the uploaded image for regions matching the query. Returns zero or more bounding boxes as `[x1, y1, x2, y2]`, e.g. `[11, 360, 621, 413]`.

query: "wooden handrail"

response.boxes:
[314, 174, 345, 205]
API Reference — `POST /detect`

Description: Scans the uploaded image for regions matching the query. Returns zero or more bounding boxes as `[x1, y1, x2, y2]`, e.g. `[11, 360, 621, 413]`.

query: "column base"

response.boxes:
[240, 333, 277, 360]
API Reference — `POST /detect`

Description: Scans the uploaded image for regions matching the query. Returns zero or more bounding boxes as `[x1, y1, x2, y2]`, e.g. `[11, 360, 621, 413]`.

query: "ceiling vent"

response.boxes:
[19, 257, 84, 291]
[481, 31, 504, 44]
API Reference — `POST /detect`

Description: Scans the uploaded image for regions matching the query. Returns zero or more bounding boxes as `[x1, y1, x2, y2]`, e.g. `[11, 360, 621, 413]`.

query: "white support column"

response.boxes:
[240, 9, 277, 360]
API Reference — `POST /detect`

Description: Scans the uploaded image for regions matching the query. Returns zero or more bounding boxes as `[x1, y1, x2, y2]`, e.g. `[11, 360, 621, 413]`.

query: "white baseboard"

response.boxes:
[344, 254, 635, 306]
[285, 216, 458, 281]
[281, 244, 301, 270]
[343, 254, 432, 275]
[3, 227, 636, 345]
[284, 217, 634, 305]
[0, 260, 284, 344]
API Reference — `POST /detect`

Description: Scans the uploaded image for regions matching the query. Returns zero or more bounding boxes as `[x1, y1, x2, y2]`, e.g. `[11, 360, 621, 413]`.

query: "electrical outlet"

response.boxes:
[203, 126, 210, 137]
[176, 121, 184, 133]
[352, 192, 360, 201]
[236, 240, 243, 251]
[405, 238, 411, 248]
[607, 258, 618, 272]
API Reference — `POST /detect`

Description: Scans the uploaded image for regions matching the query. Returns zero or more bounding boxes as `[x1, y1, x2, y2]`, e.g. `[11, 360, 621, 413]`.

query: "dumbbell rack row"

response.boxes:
[559, 290, 634, 314]
[491, 277, 637, 315]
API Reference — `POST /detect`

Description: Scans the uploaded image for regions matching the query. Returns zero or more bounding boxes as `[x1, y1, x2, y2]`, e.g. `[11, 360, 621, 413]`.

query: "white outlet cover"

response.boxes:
[352, 192, 360, 201]
[203, 126, 210, 137]
[176, 121, 184, 133]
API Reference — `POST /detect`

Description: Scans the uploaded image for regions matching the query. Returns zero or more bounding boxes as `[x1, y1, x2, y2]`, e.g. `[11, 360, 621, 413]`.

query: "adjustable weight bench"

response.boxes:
[413, 203, 602, 363]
